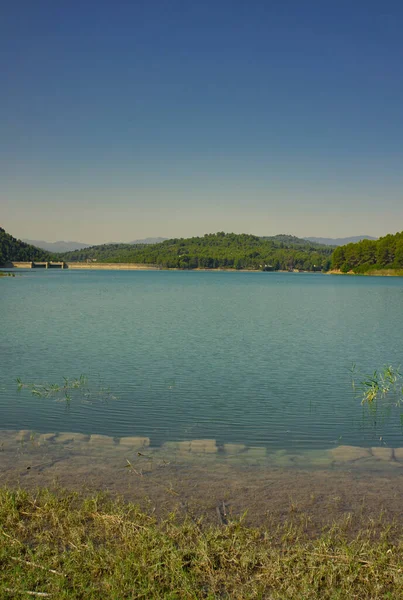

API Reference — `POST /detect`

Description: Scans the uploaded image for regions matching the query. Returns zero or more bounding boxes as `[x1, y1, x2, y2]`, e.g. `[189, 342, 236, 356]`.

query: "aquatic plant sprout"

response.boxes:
[16, 374, 118, 405]
[350, 364, 403, 406]
[16, 374, 87, 395]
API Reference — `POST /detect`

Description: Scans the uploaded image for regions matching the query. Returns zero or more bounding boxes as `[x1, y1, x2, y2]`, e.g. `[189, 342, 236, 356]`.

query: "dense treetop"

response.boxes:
[60, 232, 333, 271]
[0, 227, 54, 265]
[331, 231, 403, 272]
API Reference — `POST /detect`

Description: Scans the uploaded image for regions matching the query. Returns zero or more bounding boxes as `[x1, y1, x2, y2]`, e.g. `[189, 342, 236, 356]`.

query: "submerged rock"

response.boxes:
[371, 447, 393, 461]
[190, 439, 217, 454]
[269, 450, 299, 467]
[89, 434, 116, 447]
[223, 443, 246, 455]
[301, 449, 333, 468]
[243, 447, 267, 463]
[329, 445, 371, 463]
[162, 439, 217, 455]
[162, 441, 192, 455]
[118, 436, 150, 449]
[393, 448, 403, 462]
[16, 430, 33, 442]
[56, 432, 90, 444]
[38, 432, 57, 444]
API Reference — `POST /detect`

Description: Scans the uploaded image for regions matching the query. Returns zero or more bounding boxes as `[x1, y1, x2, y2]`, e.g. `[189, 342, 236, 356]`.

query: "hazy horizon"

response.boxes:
[17, 231, 381, 247]
[4, 221, 400, 249]
[2, 1, 402, 245]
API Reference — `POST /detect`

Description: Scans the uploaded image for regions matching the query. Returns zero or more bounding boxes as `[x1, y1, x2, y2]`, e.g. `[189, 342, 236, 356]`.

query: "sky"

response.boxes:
[1, 0, 403, 244]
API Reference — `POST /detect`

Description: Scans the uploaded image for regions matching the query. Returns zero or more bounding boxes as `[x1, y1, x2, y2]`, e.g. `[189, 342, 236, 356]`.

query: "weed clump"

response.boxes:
[16, 375, 117, 406]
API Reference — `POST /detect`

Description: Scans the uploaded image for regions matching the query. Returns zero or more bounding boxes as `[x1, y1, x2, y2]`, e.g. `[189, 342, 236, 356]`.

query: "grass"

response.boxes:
[1, 487, 403, 599]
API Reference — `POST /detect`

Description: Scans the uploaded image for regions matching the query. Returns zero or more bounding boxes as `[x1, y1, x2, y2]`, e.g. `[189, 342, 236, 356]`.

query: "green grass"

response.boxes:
[1, 487, 403, 599]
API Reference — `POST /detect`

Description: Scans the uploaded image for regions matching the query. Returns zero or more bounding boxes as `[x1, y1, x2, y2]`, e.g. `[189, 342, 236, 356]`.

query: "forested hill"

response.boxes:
[60, 232, 333, 271]
[4, 226, 402, 273]
[331, 231, 403, 273]
[0, 228, 54, 265]
[261, 234, 335, 249]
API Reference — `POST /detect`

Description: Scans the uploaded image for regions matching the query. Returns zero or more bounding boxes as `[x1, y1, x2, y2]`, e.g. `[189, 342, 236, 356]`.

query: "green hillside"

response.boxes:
[331, 231, 403, 273]
[61, 232, 333, 271]
[60, 242, 147, 263]
[0, 228, 54, 265]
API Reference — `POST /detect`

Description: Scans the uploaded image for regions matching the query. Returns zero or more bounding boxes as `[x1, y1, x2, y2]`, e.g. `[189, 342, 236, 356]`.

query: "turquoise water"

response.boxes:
[1, 270, 403, 451]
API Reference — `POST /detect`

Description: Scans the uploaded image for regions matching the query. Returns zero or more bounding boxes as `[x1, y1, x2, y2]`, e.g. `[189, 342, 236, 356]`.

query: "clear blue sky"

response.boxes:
[1, 0, 402, 243]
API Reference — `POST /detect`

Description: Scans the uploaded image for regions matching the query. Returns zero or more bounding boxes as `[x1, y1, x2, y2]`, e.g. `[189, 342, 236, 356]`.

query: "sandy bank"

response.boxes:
[66, 262, 158, 270]
[328, 268, 403, 277]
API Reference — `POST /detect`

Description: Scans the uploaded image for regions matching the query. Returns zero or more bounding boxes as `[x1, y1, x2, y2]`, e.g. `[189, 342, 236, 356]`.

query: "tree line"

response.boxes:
[331, 232, 403, 272]
[0, 228, 54, 265]
[12, 227, 395, 273]
[60, 232, 333, 271]
[3, 226, 402, 274]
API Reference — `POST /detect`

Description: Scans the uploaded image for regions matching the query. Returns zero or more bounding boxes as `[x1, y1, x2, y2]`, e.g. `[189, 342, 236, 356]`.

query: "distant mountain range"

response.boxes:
[22, 237, 167, 253]
[22, 235, 376, 253]
[130, 237, 167, 245]
[305, 236, 377, 246]
[1, 229, 53, 263]
[22, 239, 91, 253]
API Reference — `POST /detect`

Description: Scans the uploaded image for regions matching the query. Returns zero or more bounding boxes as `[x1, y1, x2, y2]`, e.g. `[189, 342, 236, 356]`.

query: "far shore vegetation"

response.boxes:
[1, 226, 403, 275]
[1, 486, 403, 599]
[0, 227, 53, 265]
[0, 227, 334, 271]
[58, 232, 334, 271]
[331, 231, 403, 274]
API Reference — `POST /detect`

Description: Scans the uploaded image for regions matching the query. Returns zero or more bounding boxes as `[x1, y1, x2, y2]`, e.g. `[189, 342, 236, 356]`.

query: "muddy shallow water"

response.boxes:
[2, 429, 403, 532]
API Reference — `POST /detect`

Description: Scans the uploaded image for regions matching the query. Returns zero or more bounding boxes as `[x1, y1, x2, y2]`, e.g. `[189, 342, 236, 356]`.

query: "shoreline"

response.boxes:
[2, 427, 403, 530]
[3, 261, 322, 273]
[66, 262, 158, 270]
[4, 262, 402, 276]
[328, 268, 403, 277]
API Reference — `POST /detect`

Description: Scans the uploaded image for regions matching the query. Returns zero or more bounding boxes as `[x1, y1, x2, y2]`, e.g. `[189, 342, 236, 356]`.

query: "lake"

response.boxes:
[1, 269, 403, 525]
